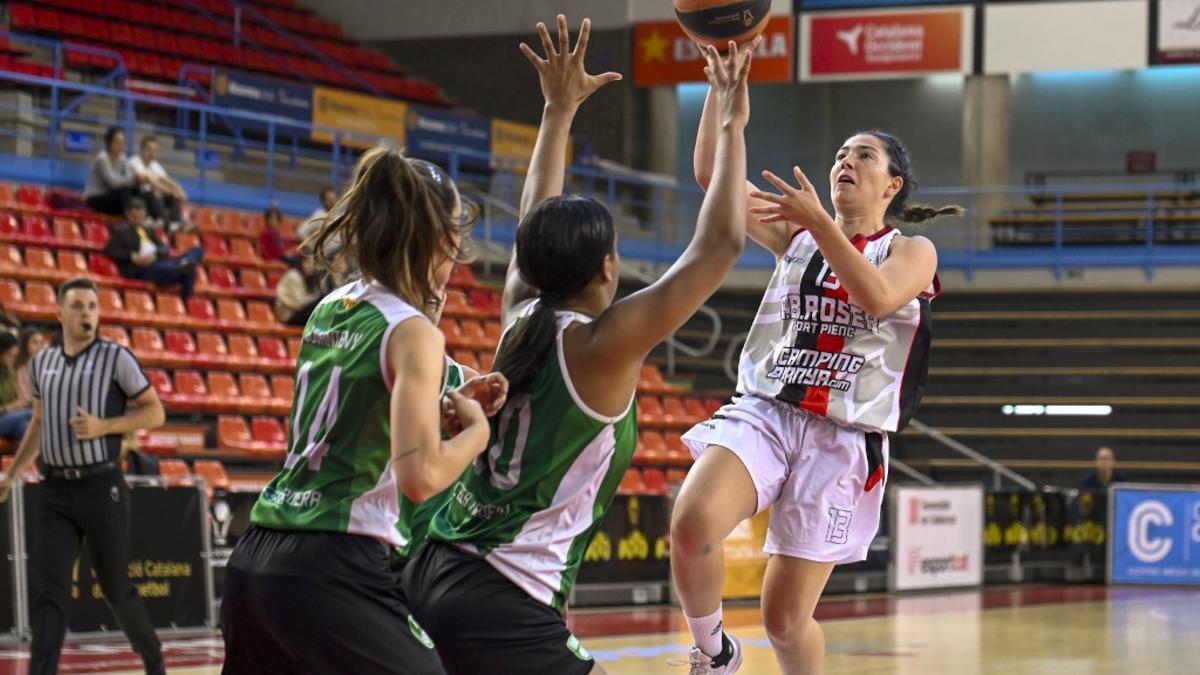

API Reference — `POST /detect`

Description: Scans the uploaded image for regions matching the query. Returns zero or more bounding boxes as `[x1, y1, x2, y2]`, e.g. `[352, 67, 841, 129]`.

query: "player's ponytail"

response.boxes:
[493, 195, 615, 391]
[863, 129, 964, 225]
[308, 148, 477, 310]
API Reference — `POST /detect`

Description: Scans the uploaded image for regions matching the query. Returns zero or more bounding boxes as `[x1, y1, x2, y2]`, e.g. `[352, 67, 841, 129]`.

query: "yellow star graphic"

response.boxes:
[642, 29, 669, 63]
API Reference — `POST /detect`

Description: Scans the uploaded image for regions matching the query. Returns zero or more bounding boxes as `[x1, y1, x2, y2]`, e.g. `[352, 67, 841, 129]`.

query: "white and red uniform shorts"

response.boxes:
[682, 394, 888, 564]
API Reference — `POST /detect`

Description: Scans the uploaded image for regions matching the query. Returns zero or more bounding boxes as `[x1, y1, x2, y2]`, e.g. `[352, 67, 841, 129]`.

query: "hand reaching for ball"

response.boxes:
[519, 15, 622, 114]
[703, 36, 758, 131]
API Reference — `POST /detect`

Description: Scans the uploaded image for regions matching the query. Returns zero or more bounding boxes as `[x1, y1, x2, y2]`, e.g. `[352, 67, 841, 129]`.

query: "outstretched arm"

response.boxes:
[586, 41, 753, 366]
[692, 44, 797, 260]
[501, 15, 622, 324]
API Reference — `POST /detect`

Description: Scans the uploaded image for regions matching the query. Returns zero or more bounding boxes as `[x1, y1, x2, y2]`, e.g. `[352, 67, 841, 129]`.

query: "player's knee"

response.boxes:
[763, 604, 814, 650]
[670, 502, 723, 558]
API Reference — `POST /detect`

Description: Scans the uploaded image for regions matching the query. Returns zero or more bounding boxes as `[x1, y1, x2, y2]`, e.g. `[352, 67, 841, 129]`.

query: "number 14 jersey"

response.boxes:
[250, 280, 426, 547]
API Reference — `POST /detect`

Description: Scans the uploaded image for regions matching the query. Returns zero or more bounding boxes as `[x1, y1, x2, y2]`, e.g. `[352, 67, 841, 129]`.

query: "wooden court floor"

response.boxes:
[0, 585, 1195, 674]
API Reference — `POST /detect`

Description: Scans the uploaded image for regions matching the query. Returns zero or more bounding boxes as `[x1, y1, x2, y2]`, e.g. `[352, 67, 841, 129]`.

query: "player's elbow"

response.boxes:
[146, 401, 166, 429]
[694, 169, 712, 191]
[858, 292, 900, 318]
[397, 461, 442, 504]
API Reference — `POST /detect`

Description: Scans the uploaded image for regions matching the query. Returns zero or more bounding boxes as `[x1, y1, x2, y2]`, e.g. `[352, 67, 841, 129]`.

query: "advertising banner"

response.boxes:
[578, 495, 670, 585]
[721, 509, 771, 600]
[311, 86, 408, 148]
[212, 69, 313, 130]
[892, 485, 983, 591]
[1158, 0, 1200, 63]
[800, 7, 972, 81]
[490, 118, 574, 172]
[405, 107, 492, 170]
[633, 15, 793, 86]
[1110, 485, 1200, 585]
[22, 481, 209, 631]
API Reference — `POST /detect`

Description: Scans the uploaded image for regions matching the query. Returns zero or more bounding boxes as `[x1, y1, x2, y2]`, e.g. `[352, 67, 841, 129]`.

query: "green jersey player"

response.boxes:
[402, 15, 755, 675]
[221, 150, 499, 675]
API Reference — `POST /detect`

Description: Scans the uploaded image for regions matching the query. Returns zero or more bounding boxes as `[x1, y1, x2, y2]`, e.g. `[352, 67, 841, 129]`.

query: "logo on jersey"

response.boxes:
[826, 507, 853, 544]
[781, 293, 877, 339]
[408, 615, 436, 649]
[767, 348, 865, 391]
[342, 297, 359, 311]
[566, 634, 592, 661]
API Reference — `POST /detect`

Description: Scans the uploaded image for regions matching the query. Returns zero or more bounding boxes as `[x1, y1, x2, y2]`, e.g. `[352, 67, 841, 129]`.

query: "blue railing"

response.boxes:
[0, 32, 1198, 277]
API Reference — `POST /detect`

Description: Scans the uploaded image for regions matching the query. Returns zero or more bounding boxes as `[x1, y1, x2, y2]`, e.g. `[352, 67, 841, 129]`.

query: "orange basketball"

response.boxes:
[674, 0, 771, 51]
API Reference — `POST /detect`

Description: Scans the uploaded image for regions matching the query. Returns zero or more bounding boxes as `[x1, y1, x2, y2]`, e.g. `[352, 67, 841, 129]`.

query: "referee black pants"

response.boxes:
[30, 469, 163, 675]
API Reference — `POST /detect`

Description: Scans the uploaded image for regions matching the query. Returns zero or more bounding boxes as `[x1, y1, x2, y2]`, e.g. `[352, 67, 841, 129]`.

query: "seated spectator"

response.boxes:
[102, 197, 205, 301]
[0, 333, 32, 442]
[258, 207, 293, 262]
[130, 134, 192, 232]
[296, 186, 338, 242]
[1081, 446, 1129, 490]
[85, 127, 146, 215]
[274, 248, 325, 326]
[16, 328, 47, 402]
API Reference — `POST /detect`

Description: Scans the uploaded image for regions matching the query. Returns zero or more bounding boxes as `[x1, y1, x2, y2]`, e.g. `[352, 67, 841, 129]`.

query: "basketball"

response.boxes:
[674, 0, 771, 50]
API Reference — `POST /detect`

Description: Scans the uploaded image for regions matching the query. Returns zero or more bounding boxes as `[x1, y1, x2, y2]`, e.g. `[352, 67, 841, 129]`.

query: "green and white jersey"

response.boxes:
[251, 280, 428, 547]
[395, 356, 467, 559]
[428, 303, 639, 610]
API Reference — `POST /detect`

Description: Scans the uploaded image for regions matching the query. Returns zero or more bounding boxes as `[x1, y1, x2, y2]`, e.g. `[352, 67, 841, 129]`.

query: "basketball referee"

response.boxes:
[0, 278, 167, 675]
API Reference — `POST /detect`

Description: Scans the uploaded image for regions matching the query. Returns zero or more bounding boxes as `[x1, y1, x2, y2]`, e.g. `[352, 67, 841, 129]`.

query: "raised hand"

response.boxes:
[703, 37, 757, 130]
[519, 15, 622, 113]
[750, 167, 836, 232]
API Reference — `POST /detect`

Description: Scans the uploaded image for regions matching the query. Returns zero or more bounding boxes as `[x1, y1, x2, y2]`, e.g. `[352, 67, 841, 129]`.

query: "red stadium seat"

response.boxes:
[123, 290, 156, 324]
[20, 216, 51, 245]
[193, 459, 231, 494]
[451, 350, 480, 374]
[158, 459, 192, 486]
[0, 213, 18, 241]
[246, 301, 277, 330]
[458, 320, 490, 350]
[270, 375, 294, 409]
[207, 265, 237, 290]
[163, 329, 199, 369]
[156, 293, 192, 329]
[237, 373, 274, 415]
[662, 396, 695, 428]
[171, 370, 207, 413]
[233, 334, 267, 366]
[99, 325, 131, 349]
[250, 417, 287, 460]
[53, 218, 84, 247]
[196, 332, 230, 369]
[144, 369, 175, 404]
[217, 415, 253, 453]
[131, 327, 169, 367]
[637, 397, 666, 428]
[97, 288, 127, 322]
[82, 220, 108, 248]
[23, 248, 59, 282]
[617, 469, 645, 495]
[189, 297, 218, 325]
[205, 371, 241, 414]
[642, 468, 668, 495]
[57, 251, 89, 278]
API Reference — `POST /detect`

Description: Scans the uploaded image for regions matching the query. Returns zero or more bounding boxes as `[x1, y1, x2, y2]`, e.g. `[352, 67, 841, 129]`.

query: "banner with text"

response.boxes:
[212, 69, 313, 132]
[800, 7, 972, 81]
[405, 107, 492, 170]
[22, 481, 209, 631]
[633, 15, 794, 86]
[311, 86, 408, 148]
[490, 118, 573, 172]
[1158, 0, 1200, 64]
[892, 485, 983, 591]
[1111, 485, 1200, 585]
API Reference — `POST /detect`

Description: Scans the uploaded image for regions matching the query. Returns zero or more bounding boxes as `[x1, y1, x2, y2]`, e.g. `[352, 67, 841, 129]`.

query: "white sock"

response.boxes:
[685, 606, 725, 657]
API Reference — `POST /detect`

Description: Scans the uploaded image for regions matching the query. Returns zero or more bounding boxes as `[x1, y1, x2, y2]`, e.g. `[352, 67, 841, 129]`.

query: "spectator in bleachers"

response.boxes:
[296, 186, 338, 242]
[16, 328, 47, 405]
[1081, 446, 1129, 489]
[102, 197, 205, 301]
[274, 247, 324, 326]
[85, 127, 147, 216]
[258, 207, 292, 262]
[129, 135, 191, 232]
[0, 333, 32, 442]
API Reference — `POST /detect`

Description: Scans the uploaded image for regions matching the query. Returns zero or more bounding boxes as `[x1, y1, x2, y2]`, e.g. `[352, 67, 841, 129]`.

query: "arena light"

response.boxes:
[1001, 405, 1113, 416]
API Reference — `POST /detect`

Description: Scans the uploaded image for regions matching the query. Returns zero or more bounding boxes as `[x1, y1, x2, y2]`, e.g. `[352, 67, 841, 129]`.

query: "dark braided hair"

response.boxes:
[861, 130, 964, 224]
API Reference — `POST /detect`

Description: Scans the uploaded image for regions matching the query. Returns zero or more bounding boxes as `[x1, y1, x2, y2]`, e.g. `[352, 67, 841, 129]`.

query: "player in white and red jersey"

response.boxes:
[670, 89, 962, 674]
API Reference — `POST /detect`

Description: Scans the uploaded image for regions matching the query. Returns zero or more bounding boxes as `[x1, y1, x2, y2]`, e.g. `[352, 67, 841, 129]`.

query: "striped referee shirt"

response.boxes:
[29, 339, 151, 467]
